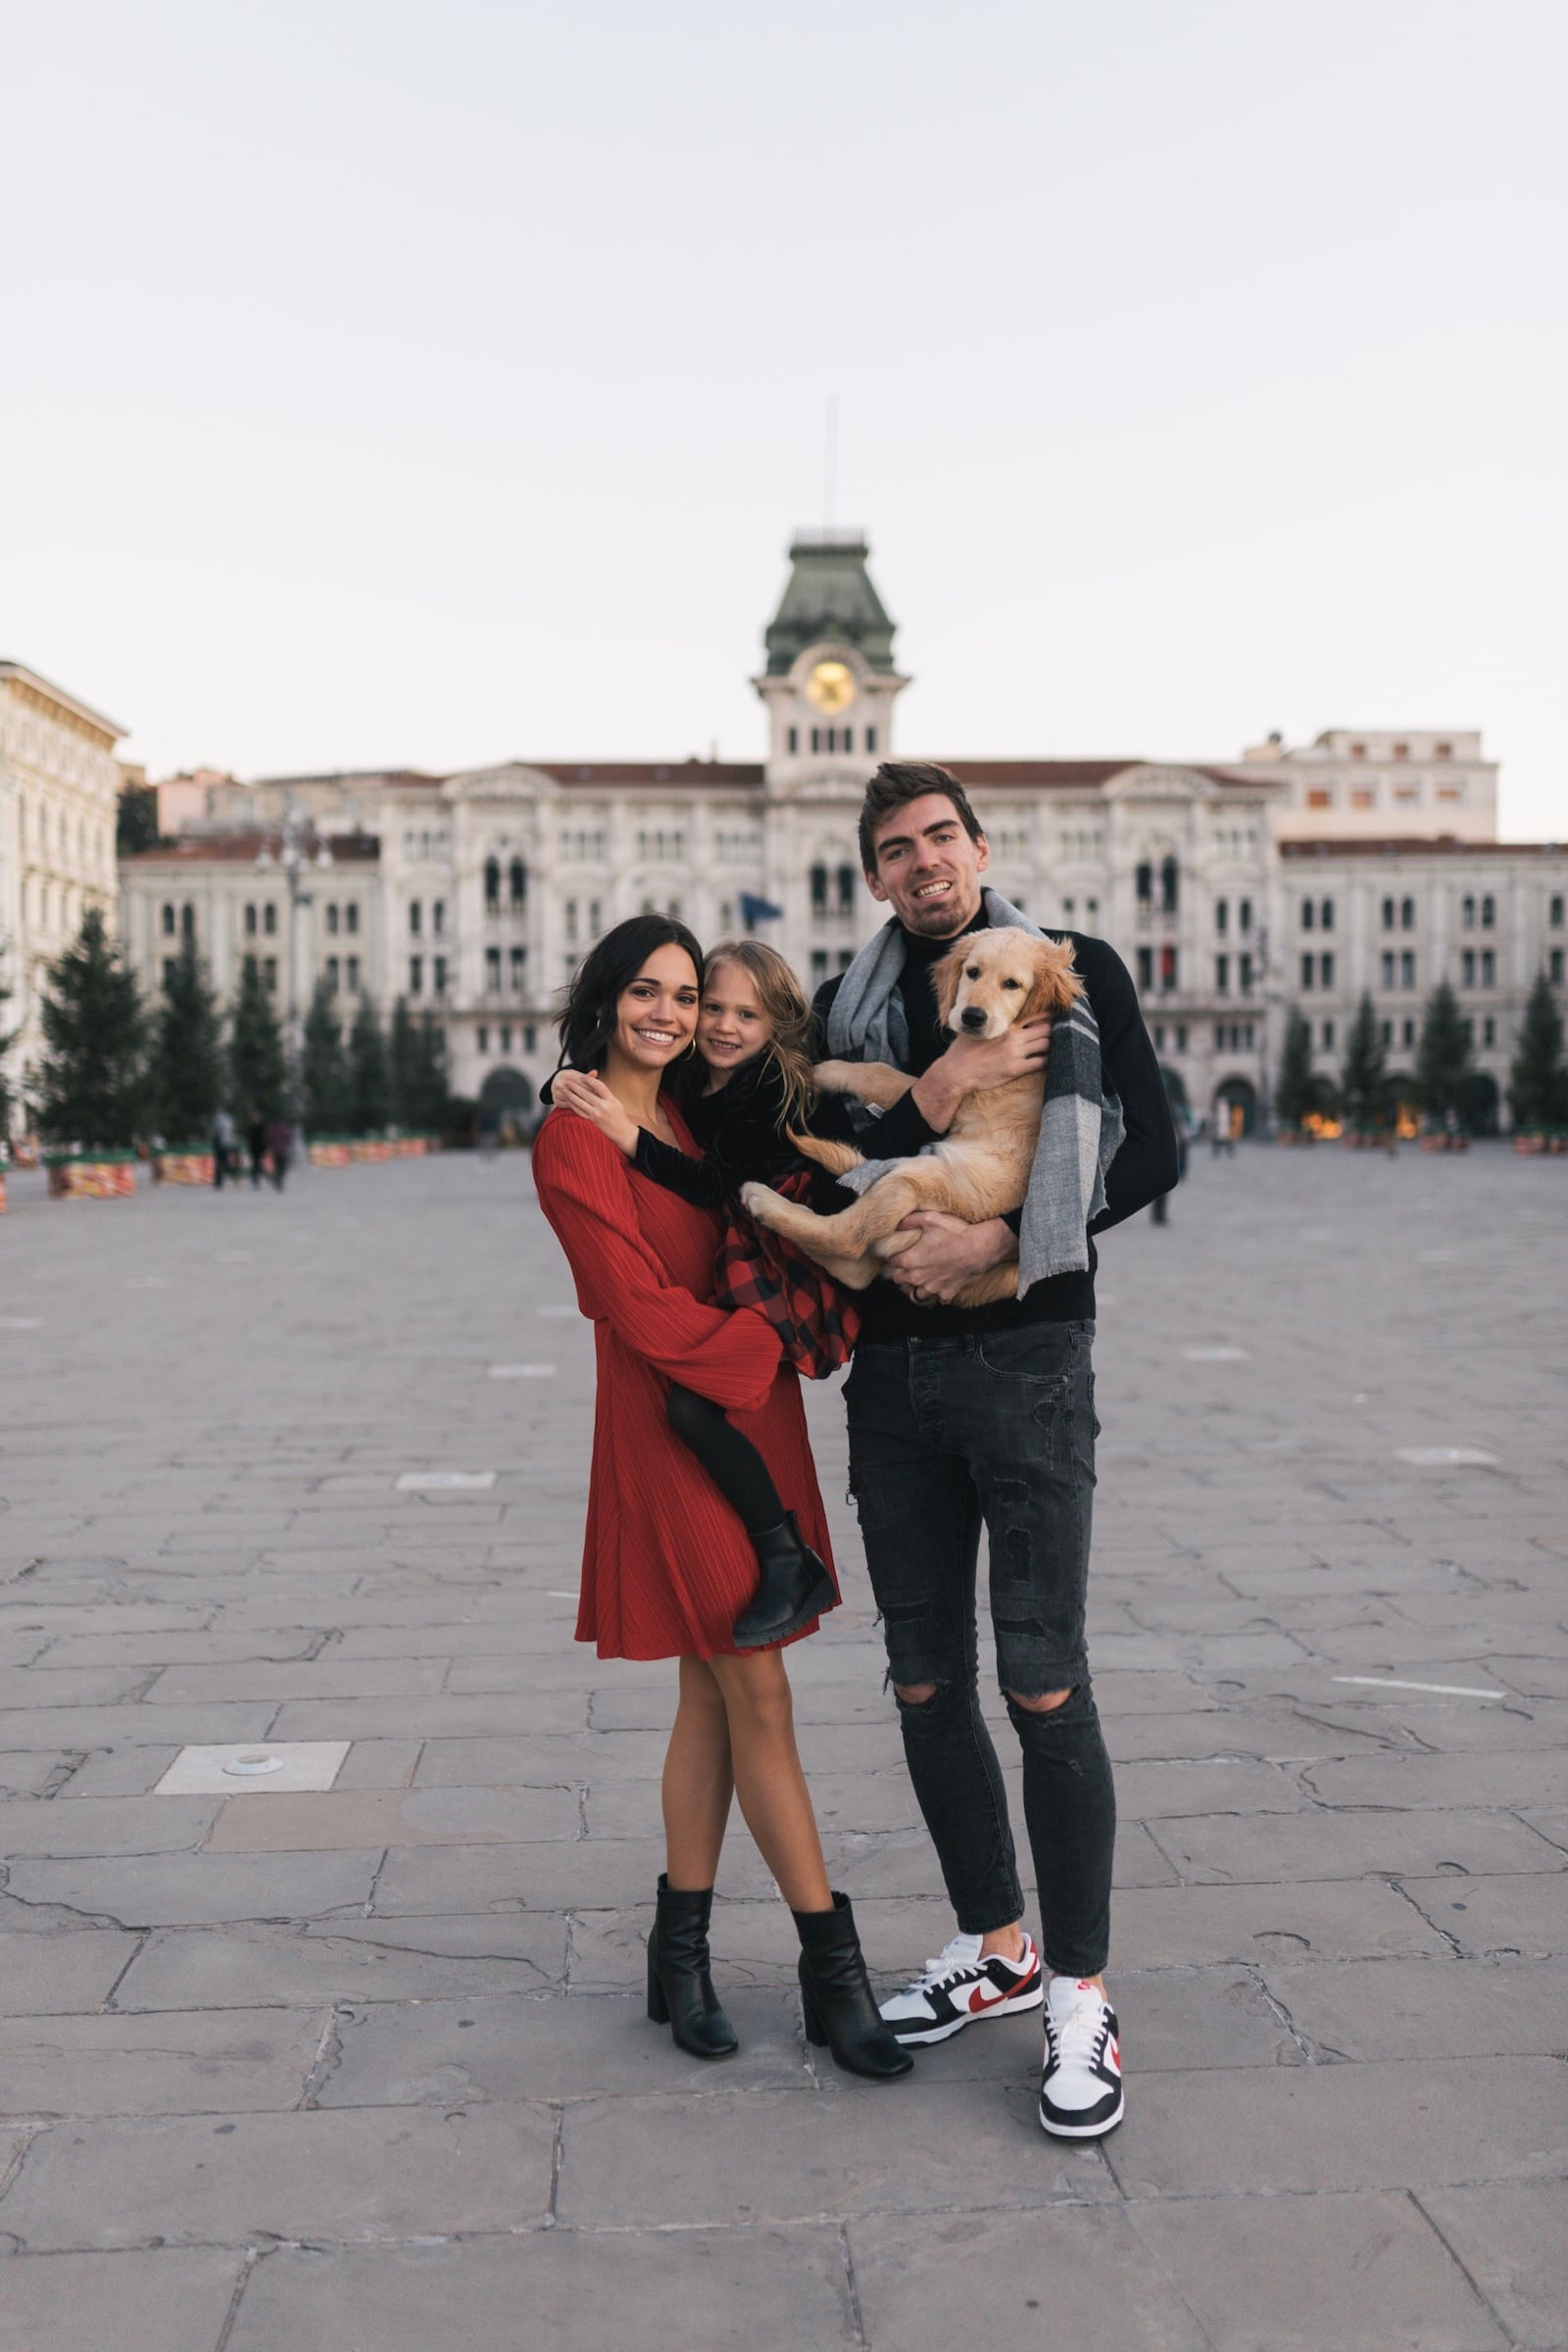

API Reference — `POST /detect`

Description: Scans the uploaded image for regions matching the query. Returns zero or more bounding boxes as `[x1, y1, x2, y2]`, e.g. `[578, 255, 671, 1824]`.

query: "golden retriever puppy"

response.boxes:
[741, 928, 1081, 1308]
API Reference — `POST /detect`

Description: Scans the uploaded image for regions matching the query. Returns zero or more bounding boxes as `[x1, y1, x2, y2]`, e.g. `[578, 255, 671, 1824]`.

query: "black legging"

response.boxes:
[665, 1384, 784, 1536]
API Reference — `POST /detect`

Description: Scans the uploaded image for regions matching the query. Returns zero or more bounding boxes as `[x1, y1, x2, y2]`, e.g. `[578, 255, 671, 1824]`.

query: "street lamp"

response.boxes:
[1255, 920, 1274, 1138]
[256, 801, 331, 1159]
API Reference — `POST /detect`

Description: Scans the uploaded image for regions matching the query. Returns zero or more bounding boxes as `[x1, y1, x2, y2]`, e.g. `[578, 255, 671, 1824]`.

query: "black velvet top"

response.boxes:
[631, 1054, 801, 1210]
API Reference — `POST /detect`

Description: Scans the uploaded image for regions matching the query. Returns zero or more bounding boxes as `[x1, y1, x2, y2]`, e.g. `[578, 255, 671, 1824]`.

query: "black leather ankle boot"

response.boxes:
[646, 1876, 738, 2059]
[731, 1514, 837, 1651]
[794, 1891, 913, 2080]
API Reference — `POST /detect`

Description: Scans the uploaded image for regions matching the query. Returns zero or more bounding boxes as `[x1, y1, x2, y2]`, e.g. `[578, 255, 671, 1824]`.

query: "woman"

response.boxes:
[531, 915, 907, 2082]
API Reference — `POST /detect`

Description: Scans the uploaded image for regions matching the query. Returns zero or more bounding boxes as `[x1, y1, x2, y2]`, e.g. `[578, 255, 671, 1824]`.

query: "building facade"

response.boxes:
[0, 662, 125, 1115]
[114, 533, 1566, 1137]
[1243, 728, 1499, 843]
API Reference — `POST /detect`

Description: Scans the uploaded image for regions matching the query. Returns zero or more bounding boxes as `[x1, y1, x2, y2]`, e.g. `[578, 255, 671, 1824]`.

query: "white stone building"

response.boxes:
[1281, 837, 1567, 1127]
[0, 662, 125, 1118]
[115, 531, 1566, 1136]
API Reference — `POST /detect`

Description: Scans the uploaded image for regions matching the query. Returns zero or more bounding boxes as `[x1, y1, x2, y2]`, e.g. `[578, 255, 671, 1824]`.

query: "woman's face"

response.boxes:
[609, 943, 700, 1075]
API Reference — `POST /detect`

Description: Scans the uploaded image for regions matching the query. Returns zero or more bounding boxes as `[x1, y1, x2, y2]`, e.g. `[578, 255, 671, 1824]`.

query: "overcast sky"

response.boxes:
[3, 0, 1564, 836]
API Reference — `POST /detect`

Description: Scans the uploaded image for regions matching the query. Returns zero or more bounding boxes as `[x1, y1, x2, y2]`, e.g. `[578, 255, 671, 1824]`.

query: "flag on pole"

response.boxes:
[739, 892, 784, 928]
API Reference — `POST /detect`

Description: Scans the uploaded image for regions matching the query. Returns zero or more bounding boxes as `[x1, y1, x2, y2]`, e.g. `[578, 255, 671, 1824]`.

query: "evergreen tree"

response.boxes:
[1341, 991, 1388, 1136]
[1274, 1006, 1315, 1132]
[0, 952, 17, 1138]
[348, 996, 389, 1134]
[301, 976, 353, 1135]
[150, 939, 225, 1143]
[1509, 971, 1566, 1134]
[1415, 979, 1472, 1127]
[34, 908, 148, 1149]
[116, 780, 161, 856]
[406, 1011, 451, 1132]
[387, 999, 418, 1129]
[228, 955, 287, 1125]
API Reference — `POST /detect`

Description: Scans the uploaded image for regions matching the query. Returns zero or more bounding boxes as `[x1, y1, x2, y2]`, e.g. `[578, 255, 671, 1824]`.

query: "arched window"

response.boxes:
[1320, 898, 1335, 931]
[263, 903, 277, 936]
[510, 858, 527, 907]
[484, 857, 501, 910]
[244, 902, 258, 936]
[1160, 857, 1179, 915]
[1135, 861, 1152, 904]
[1550, 896, 1564, 929]
[837, 863, 856, 913]
[1381, 896, 1396, 930]
[180, 903, 195, 938]
[809, 862, 828, 913]
[1301, 900, 1315, 931]
[161, 903, 175, 936]
[1480, 895, 1494, 928]
[1400, 897, 1416, 931]
[325, 903, 339, 936]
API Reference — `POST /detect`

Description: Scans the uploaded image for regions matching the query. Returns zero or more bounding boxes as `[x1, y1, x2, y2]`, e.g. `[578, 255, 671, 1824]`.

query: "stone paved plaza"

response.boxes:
[1, 1142, 1566, 2351]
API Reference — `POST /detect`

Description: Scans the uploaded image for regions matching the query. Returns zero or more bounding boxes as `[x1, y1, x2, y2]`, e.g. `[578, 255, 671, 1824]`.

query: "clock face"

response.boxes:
[805, 659, 856, 713]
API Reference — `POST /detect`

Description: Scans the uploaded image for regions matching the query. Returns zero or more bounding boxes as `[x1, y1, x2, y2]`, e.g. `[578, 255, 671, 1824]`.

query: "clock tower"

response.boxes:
[756, 532, 908, 792]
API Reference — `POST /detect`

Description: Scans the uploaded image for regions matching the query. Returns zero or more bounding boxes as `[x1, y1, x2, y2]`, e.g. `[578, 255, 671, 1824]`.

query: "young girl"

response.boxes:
[533, 917, 907, 2082]
[552, 940, 853, 1652]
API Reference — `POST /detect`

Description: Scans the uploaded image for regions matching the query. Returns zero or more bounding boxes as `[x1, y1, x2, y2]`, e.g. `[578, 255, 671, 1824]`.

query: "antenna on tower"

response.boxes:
[823, 395, 838, 534]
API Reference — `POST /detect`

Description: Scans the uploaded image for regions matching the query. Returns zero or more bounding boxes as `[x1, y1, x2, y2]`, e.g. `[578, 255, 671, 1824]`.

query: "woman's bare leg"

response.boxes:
[662, 1654, 735, 1891]
[708, 1649, 833, 1914]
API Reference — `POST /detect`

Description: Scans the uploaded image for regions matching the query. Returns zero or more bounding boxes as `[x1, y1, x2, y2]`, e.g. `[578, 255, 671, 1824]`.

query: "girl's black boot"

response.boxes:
[646, 1876, 738, 2059]
[794, 1891, 913, 2080]
[732, 1513, 836, 1650]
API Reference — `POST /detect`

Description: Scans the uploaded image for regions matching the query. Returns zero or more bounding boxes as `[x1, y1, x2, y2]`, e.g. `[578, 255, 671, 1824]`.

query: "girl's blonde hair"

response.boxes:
[702, 938, 818, 1130]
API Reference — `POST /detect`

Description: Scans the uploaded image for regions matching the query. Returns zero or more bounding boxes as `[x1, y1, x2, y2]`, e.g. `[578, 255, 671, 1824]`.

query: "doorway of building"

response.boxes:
[1212, 1074, 1257, 1139]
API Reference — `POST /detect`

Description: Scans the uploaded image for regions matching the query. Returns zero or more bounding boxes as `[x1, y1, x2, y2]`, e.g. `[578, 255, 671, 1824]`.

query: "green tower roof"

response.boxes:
[762, 532, 899, 676]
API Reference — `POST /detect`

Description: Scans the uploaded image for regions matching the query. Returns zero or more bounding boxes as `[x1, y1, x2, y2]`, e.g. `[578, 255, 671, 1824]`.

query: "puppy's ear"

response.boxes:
[1024, 938, 1083, 1021]
[932, 940, 971, 1027]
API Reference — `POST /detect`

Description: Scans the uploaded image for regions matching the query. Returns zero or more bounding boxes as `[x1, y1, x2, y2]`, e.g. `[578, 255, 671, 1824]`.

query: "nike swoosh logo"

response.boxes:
[966, 1982, 1014, 2014]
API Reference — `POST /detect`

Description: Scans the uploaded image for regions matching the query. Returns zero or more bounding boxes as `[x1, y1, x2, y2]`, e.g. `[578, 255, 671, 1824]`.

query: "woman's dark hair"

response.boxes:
[542, 914, 705, 1102]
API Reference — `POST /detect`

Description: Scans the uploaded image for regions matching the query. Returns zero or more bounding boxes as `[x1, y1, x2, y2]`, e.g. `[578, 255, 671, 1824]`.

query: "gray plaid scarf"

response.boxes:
[823, 888, 1124, 1296]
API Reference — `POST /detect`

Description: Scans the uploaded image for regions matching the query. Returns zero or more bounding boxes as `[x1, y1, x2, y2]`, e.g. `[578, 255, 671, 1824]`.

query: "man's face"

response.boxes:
[865, 793, 990, 937]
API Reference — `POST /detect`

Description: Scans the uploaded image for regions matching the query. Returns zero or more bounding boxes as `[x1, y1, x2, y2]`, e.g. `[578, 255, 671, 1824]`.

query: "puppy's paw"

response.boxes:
[740, 1181, 783, 1225]
[810, 1060, 862, 1096]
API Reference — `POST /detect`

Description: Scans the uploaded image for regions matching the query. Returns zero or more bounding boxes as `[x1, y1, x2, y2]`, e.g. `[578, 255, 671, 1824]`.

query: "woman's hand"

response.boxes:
[553, 1069, 639, 1157]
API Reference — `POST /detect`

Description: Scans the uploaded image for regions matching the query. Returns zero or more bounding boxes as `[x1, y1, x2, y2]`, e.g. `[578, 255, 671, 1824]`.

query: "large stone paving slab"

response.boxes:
[1, 1145, 1565, 2348]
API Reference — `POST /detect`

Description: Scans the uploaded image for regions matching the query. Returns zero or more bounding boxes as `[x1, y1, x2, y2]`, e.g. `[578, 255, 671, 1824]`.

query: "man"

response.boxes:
[809, 761, 1177, 2137]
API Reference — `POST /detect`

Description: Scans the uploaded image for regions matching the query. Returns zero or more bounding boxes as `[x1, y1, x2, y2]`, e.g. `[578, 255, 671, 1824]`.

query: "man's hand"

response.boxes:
[551, 1069, 639, 1157]
[909, 1018, 1052, 1134]
[887, 1211, 1019, 1305]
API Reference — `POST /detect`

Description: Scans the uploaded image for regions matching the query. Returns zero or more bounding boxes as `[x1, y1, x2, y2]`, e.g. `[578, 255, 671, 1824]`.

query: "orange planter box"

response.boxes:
[153, 1152, 216, 1185]
[47, 1158, 137, 1199]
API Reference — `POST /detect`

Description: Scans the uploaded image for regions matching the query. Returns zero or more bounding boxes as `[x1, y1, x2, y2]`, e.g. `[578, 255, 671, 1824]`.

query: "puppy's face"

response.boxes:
[934, 928, 1081, 1041]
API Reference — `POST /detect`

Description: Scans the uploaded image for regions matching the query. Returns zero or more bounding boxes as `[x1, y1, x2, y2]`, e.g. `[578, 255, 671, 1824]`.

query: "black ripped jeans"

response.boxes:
[845, 1321, 1115, 1975]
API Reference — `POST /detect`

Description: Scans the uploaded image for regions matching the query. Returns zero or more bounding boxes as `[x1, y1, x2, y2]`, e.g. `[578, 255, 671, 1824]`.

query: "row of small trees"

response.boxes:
[1276, 974, 1566, 1136]
[21, 909, 451, 1152]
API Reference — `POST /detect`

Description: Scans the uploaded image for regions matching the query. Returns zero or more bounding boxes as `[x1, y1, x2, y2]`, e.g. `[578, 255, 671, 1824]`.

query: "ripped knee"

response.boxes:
[893, 1680, 940, 1708]
[1004, 1686, 1073, 1714]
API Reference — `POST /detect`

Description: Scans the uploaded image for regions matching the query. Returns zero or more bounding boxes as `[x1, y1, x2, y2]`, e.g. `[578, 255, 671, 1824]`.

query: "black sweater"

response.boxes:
[631, 1054, 800, 1210]
[808, 914, 1179, 1339]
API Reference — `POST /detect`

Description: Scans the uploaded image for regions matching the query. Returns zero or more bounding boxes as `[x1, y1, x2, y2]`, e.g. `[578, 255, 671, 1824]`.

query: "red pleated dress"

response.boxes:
[530, 1105, 839, 1661]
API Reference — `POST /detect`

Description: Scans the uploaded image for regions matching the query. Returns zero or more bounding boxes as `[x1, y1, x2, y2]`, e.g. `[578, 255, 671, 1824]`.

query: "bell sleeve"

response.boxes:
[531, 1111, 780, 1413]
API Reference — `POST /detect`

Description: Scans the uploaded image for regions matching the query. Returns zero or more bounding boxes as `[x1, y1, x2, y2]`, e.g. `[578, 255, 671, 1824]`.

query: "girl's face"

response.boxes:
[610, 944, 700, 1075]
[698, 959, 772, 1074]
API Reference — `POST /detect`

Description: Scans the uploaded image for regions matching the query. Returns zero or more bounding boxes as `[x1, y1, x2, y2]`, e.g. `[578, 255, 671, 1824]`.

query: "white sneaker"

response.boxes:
[1039, 1976, 1123, 2137]
[878, 1930, 1044, 2045]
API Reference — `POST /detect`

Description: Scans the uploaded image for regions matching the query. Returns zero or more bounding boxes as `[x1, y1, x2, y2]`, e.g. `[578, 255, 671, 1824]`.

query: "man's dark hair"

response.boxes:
[857, 761, 985, 874]
[543, 913, 704, 1102]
